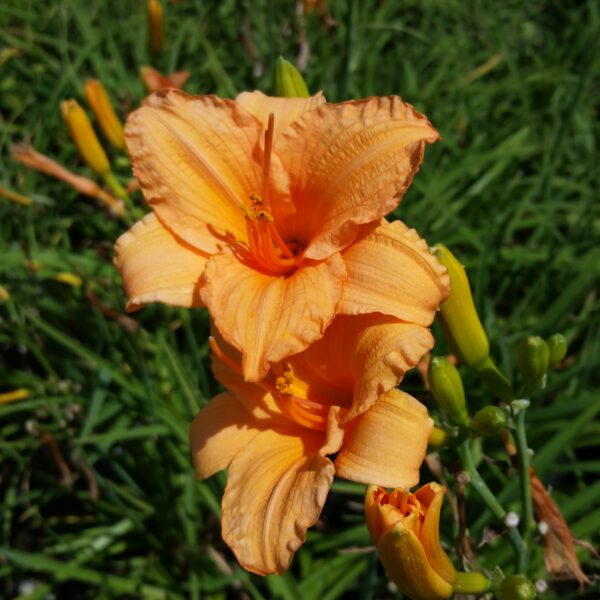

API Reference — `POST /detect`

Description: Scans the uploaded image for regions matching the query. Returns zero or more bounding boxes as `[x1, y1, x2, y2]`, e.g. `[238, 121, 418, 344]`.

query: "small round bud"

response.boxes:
[472, 406, 507, 436]
[535, 579, 548, 593]
[517, 336, 549, 384]
[538, 521, 549, 535]
[428, 357, 471, 429]
[546, 333, 567, 366]
[496, 575, 537, 600]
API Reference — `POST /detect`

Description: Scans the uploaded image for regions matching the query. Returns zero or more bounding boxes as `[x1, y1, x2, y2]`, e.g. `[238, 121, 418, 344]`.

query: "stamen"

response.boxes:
[262, 113, 275, 210]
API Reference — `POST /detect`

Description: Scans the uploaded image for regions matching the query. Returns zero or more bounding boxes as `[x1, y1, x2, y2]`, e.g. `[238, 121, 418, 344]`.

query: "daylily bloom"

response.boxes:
[190, 315, 437, 575]
[139, 66, 190, 92]
[365, 482, 456, 600]
[115, 90, 443, 381]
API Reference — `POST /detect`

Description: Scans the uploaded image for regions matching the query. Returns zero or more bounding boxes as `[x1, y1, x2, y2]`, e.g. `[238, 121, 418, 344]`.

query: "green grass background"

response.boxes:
[1, 0, 599, 598]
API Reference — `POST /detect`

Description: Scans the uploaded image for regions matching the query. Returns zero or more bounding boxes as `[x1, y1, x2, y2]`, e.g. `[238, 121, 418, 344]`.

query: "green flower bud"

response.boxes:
[517, 336, 549, 384]
[546, 333, 567, 366]
[433, 245, 489, 370]
[471, 406, 507, 436]
[428, 357, 470, 429]
[496, 575, 537, 600]
[452, 571, 491, 594]
[273, 56, 309, 98]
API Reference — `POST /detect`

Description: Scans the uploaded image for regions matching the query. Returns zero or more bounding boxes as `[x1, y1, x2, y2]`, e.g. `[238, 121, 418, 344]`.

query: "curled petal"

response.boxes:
[114, 212, 209, 311]
[335, 389, 433, 488]
[339, 220, 450, 325]
[190, 392, 262, 479]
[277, 96, 439, 259]
[125, 90, 288, 252]
[222, 426, 338, 575]
[200, 250, 346, 382]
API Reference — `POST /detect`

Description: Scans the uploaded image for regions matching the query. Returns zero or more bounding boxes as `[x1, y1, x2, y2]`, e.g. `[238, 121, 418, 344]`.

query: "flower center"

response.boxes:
[242, 113, 297, 275]
[209, 337, 347, 432]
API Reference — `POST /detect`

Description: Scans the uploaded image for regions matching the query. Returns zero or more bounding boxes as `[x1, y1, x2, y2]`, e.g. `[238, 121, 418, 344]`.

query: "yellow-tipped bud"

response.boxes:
[428, 357, 470, 428]
[365, 483, 456, 600]
[54, 272, 83, 287]
[84, 80, 125, 151]
[61, 99, 110, 177]
[147, 0, 164, 56]
[433, 245, 489, 369]
[429, 426, 449, 448]
[274, 56, 310, 98]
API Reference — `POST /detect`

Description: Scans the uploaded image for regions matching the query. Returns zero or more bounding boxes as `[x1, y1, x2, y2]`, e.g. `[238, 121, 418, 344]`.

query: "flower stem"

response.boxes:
[514, 408, 535, 542]
[458, 440, 527, 572]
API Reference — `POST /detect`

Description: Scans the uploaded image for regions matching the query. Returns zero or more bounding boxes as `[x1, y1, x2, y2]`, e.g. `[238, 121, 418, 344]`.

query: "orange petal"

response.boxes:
[339, 220, 450, 326]
[335, 389, 433, 488]
[277, 97, 439, 260]
[199, 250, 346, 382]
[189, 392, 262, 479]
[114, 212, 209, 311]
[236, 90, 326, 140]
[301, 315, 434, 419]
[125, 90, 286, 253]
[222, 425, 339, 575]
[415, 483, 457, 584]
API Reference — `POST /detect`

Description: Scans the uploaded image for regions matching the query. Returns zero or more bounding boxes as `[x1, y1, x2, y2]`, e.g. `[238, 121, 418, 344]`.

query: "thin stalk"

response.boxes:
[514, 409, 535, 541]
[458, 441, 527, 572]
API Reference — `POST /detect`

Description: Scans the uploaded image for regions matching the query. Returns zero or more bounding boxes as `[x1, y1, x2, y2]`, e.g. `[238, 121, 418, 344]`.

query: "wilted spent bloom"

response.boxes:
[61, 99, 111, 178]
[147, 0, 164, 55]
[365, 482, 456, 600]
[428, 356, 470, 429]
[274, 56, 309, 98]
[433, 245, 489, 369]
[139, 66, 190, 93]
[84, 80, 125, 151]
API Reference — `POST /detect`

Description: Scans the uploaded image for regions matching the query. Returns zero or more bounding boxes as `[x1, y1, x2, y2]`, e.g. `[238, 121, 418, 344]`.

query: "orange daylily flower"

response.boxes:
[190, 314, 436, 575]
[116, 90, 444, 381]
[139, 66, 190, 92]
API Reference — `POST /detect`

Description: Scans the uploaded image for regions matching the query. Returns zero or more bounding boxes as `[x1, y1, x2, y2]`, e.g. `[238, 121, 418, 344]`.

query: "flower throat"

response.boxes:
[242, 113, 297, 275]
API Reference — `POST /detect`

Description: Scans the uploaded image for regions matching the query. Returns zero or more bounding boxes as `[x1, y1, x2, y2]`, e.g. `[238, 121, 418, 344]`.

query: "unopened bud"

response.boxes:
[517, 336, 549, 384]
[84, 80, 125, 151]
[428, 357, 470, 429]
[546, 333, 567, 366]
[452, 571, 491, 595]
[147, 0, 164, 56]
[61, 99, 110, 177]
[496, 575, 537, 600]
[472, 406, 507, 436]
[274, 56, 310, 98]
[433, 245, 489, 369]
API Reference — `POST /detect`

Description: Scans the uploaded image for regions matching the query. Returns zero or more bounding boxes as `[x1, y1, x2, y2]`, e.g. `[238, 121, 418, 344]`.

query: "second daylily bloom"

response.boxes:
[115, 90, 445, 381]
[191, 314, 437, 575]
